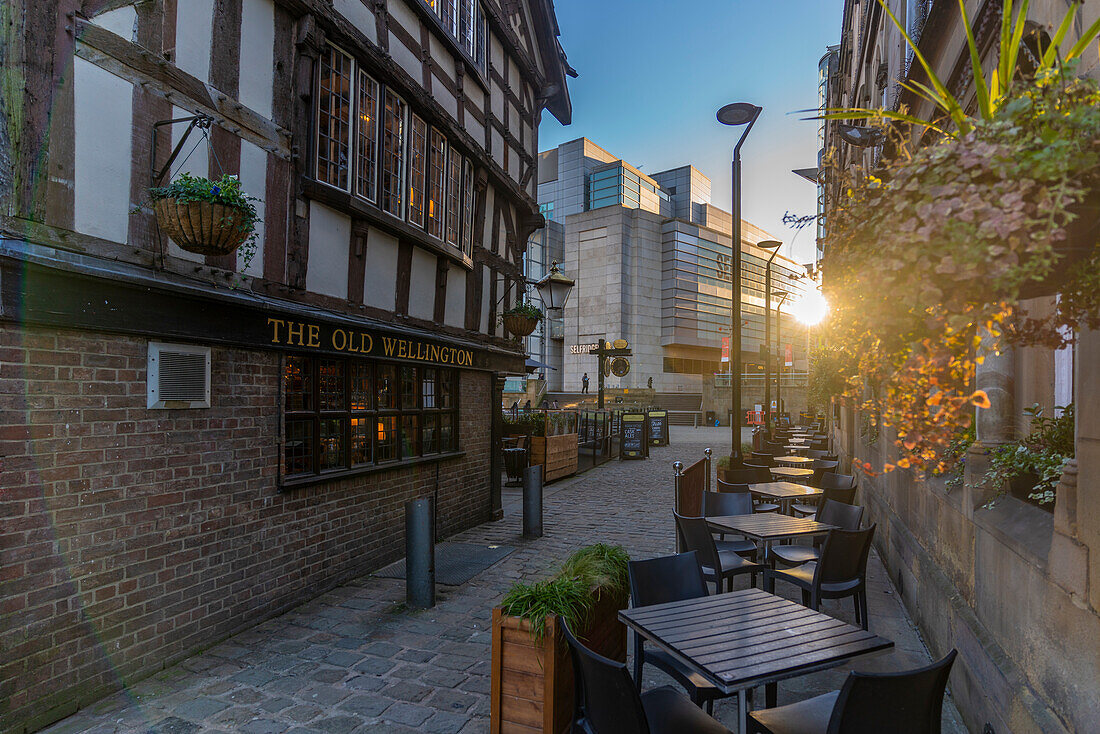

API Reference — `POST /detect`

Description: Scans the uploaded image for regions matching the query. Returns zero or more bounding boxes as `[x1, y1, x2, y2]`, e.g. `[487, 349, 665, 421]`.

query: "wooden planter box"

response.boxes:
[530, 434, 578, 482]
[490, 590, 626, 734]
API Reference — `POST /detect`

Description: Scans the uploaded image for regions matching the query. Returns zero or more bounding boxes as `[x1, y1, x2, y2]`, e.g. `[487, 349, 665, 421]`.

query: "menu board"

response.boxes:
[621, 413, 648, 459]
[647, 410, 669, 446]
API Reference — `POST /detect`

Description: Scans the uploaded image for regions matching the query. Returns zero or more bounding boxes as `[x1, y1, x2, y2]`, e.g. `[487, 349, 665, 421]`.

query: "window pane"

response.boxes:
[408, 114, 427, 227]
[382, 90, 407, 217]
[284, 356, 312, 412]
[376, 364, 397, 409]
[445, 149, 462, 246]
[461, 158, 475, 256]
[441, 0, 457, 34]
[422, 414, 439, 454]
[475, 2, 485, 70]
[351, 417, 372, 465]
[427, 128, 446, 239]
[440, 413, 455, 452]
[439, 369, 455, 409]
[421, 368, 437, 408]
[350, 361, 372, 410]
[377, 416, 397, 461]
[320, 418, 345, 470]
[316, 45, 352, 190]
[285, 419, 313, 475]
[400, 365, 418, 409]
[401, 414, 420, 458]
[319, 359, 345, 411]
[356, 71, 379, 201]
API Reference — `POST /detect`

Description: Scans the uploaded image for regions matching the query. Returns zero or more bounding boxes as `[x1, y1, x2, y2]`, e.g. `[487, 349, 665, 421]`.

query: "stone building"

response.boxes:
[822, 1, 1100, 731]
[533, 138, 811, 418]
[0, 0, 571, 730]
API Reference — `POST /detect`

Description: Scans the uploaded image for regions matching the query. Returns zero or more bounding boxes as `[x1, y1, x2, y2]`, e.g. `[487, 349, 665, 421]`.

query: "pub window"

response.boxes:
[283, 356, 459, 480]
[461, 158, 475, 256]
[427, 127, 447, 239]
[408, 114, 428, 227]
[445, 149, 462, 246]
[316, 45, 353, 190]
[356, 71, 380, 202]
[426, 0, 487, 73]
[382, 89, 407, 218]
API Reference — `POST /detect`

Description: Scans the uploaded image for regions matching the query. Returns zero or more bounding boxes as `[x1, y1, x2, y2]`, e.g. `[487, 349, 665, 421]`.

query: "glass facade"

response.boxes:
[586, 163, 670, 213]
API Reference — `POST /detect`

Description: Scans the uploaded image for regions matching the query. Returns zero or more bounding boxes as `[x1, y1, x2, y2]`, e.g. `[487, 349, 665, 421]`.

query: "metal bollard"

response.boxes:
[522, 464, 544, 538]
[672, 461, 684, 553]
[405, 497, 435, 609]
[704, 448, 712, 494]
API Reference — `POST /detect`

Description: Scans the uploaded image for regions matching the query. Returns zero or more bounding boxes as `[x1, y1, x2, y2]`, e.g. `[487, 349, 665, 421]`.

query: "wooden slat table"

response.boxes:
[770, 466, 815, 483]
[620, 588, 893, 734]
[747, 481, 823, 514]
[774, 455, 813, 467]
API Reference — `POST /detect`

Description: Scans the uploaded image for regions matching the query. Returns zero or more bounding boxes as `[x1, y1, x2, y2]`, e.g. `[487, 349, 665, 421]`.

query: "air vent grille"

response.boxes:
[148, 342, 211, 408]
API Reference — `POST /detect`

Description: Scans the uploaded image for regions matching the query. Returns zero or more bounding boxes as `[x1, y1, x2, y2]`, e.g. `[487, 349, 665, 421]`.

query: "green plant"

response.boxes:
[934, 423, 976, 491]
[502, 301, 543, 322]
[808, 346, 848, 414]
[500, 544, 630, 643]
[716, 446, 754, 469]
[150, 172, 261, 271]
[978, 404, 1074, 505]
[502, 412, 546, 436]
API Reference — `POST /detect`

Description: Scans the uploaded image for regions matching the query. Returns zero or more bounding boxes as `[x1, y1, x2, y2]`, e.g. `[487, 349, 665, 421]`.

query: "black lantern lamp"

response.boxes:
[535, 261, 574, 311]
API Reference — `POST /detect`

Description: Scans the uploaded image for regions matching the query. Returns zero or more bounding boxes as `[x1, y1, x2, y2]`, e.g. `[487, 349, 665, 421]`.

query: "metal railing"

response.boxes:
[577, 409, 622, 473]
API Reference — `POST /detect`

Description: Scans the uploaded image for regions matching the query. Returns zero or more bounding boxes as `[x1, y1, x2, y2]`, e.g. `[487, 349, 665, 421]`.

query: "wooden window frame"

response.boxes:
[315, 44, 354, 191]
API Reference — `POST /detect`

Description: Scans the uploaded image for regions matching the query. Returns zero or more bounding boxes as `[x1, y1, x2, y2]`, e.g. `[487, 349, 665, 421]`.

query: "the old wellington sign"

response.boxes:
[266, 318, 475, 366]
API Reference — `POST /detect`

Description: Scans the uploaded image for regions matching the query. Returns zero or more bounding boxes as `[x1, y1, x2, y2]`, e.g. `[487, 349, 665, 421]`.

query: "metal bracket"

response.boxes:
[150, 113, 215, 187]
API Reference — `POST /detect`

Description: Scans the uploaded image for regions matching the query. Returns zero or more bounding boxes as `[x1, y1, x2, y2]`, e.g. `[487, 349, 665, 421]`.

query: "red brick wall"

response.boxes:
[0, 325, 492, 732]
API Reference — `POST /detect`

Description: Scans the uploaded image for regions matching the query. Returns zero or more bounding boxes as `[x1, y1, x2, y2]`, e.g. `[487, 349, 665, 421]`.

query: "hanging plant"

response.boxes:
[977, 404, 1074, 508]
[820, 0, 1100, 475]
[501, 301, 543, 337]
[151, 172, 260, 268]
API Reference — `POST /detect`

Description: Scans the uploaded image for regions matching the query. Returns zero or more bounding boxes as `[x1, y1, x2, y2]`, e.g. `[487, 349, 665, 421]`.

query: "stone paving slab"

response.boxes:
[42, 427, 965, 734]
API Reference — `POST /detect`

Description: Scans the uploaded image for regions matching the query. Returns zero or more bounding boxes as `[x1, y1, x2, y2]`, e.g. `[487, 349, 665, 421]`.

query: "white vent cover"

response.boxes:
[147, 342, 211, 409]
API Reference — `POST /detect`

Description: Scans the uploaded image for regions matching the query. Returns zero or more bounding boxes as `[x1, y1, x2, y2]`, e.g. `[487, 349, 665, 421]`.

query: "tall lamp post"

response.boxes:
[757, 240, 782, 433]
[773, 290, 790, 426]
[717, 101, 762, 463]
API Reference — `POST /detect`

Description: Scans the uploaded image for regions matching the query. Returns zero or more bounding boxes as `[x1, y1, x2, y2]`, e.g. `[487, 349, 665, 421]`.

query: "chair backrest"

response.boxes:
[821, 472, 857, 492]
[750, 451, 776, 466]
[742, 463, 773, 483]
[810, 441, 829, 452]
[811, 460, 841, 487]
[703, 490, 753, 517]
[561, 620, 650, 734]
[821, 484, 857, 506]
[720, 469, 760, 485]
[823, 454, 839, 463]
[817, 498, 864, 530]
[674, 512, 720, 571]
[827, 650, 958, 734]
[804, 449, 829, 459]
[628, 552, 708, 608]
[716, 479, 751, 494]
[816, 525, 876, 586]
[764, 442, 787, 455]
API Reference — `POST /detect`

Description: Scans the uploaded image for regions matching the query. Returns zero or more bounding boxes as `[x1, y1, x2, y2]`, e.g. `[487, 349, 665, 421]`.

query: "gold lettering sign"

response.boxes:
[267, 317, 471, 366]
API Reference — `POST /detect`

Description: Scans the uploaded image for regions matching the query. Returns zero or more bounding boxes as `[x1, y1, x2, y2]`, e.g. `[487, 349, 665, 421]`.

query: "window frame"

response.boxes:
[315, 44, 354, 191]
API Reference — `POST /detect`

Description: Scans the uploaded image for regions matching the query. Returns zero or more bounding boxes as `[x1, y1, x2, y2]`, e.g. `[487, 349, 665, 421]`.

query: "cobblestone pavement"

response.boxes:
[44, 427, 965, 734]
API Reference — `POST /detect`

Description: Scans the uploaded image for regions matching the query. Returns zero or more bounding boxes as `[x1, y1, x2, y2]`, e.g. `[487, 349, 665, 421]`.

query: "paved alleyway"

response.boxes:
[44, 427, 965, 734]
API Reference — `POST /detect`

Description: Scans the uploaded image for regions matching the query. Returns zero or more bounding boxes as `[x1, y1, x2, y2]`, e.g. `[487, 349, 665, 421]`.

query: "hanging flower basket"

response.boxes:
[150, 173, 260, 260]
[502, 313, 539, 337]
[1019, 192, 1100, 299]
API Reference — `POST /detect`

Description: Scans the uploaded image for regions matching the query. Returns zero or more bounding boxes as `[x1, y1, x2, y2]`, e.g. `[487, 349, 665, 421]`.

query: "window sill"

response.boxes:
[279, 449, 467, 490]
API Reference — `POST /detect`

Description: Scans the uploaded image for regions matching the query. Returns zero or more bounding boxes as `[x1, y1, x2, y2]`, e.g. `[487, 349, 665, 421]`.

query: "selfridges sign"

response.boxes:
[569, 342, 600, 355]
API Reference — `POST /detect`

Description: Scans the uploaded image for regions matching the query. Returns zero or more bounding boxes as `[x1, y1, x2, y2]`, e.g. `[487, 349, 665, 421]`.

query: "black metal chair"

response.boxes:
[627, 552, 748, 716]
[793, 475, 857, 517]
[720, 468, 760, 485]
[675, 512, 764, 592]
[747, 650, 957, 734]
[741, 464, 781, 512]
[561, 618, 733, 734]
[765, 524, 876, 630]
[702, 491, 758, 558]
[751, 451, 776, 466]
[804, 449, 829, 459]
[809, 460, 840, 487]
[771, 500, 864, 567]
[716, 479, 751, 494]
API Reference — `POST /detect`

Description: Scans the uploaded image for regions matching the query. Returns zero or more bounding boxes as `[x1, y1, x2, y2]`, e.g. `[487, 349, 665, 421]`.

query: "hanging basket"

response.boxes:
[503, 313, 539, 337]
[1019, 192, 1100, 299]
[154, 198, 252, 257]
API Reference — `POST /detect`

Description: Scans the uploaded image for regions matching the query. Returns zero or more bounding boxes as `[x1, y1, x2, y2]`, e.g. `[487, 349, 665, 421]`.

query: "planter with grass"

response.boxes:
[502, 301, 543, 337]
[490, 544, 629, 734]
[151, 172, 260, 262]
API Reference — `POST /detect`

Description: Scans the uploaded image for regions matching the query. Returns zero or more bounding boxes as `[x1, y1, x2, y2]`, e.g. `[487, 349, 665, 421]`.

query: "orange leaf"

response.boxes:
[883, 463, 896, 473]
[971, 390, 992, 409]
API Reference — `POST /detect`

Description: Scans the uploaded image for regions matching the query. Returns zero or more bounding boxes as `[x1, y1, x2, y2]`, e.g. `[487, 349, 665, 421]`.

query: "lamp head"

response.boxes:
[535, 261, 575, 311]
[717, 102, 762, 126]
[837, 123, 885, 148]
[757, 240, 782, 250]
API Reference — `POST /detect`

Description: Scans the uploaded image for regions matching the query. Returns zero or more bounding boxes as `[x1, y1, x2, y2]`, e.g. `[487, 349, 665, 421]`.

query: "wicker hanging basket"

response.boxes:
[154, 198, 252, 257]
[503, 313, 539, 337]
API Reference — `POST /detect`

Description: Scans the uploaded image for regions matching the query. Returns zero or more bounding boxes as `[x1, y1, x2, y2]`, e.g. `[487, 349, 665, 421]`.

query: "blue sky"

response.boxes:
[539, 0, 843, 264]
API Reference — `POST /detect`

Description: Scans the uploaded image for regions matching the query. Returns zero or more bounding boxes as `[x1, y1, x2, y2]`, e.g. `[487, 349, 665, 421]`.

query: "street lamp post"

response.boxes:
[717, 101, 762, 463]
[757, 240, 782, 433]
[773, 290, 790, 426]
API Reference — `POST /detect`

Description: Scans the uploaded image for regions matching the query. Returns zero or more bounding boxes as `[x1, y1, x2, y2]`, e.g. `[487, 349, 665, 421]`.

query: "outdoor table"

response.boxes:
[770, 466, 815, 483]
[747, 481, 823, 514]
[774, 455, 813, 467]
[619, 588, 893, 734]
[783, 444, 808, 455]
[706, 513, 834, 566]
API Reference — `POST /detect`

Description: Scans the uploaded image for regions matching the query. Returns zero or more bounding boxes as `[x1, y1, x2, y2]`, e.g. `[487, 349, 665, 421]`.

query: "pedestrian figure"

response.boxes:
[510, 401, 519, 419]
[524, 399, 532, 414]
[581, 372, 589, 394]
[647, 377, 653, 389]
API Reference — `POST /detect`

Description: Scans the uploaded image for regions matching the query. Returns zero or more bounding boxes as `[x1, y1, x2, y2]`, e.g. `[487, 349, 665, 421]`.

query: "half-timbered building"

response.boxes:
[0, 0, 572, 729]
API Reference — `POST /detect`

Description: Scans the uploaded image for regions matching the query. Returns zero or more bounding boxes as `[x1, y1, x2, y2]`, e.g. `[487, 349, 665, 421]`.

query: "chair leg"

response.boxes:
[705, 697, 714, 715]
[801, 589, 811, 607]
[766, 682, 777, 708]
[632, 636, 644, 692]
[750, 571, 757, 589]
[859, 591, 869, 631]
[852, 594, 862, 626]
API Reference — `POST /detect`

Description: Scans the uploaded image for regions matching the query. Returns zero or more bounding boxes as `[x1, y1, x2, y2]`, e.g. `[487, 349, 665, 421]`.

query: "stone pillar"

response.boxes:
[964, 343, 1015, 510]
[490, 373, 507, 520]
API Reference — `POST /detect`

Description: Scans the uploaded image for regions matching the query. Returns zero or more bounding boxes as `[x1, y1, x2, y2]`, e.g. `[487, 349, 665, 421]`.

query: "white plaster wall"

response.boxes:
[433, 78, 458, 119]
[238, 140, 267, 277]
[92, 6, 136, 40]
[333, 0, 377, 44]
[408, 248, 438, 321]
[175, 0, 214, 82]
[166, 104, 210, 263]
[445, 270, 466, 328]
[388, 33, 423, 82]
[363, 228, 399, 310]
[73, 58, 133, 245]
[238, 0, 274, 119]
[306, 201, 350, 298]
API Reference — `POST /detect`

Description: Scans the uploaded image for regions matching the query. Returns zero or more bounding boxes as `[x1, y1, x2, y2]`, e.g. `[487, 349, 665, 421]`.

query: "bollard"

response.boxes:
[704, 448, 712, 494]
[522, 464, 544, 538]
[672, 461, 684, 553]
[405, 497, 435, 609]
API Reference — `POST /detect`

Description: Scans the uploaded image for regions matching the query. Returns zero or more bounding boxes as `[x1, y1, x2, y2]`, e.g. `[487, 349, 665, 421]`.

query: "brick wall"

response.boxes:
[0, 325, 492, 732]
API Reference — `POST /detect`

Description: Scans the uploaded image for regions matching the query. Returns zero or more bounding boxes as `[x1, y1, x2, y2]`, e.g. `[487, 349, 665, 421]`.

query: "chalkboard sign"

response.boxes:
[647, 410, 669, 446]
[621, 413, 648, 459]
